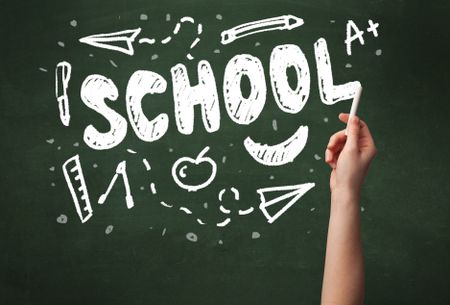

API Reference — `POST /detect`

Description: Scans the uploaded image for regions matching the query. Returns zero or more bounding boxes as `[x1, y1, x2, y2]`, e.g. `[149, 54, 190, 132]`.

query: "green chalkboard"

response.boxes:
[1, 0, 449, 304]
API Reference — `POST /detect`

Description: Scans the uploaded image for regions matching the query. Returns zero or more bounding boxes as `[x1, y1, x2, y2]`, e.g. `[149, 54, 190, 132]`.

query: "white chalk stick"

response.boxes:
[345, 85, 363, 135]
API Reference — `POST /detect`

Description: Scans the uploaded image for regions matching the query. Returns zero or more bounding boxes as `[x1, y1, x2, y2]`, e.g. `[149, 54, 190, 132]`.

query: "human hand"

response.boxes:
[325, 113, 377, 195]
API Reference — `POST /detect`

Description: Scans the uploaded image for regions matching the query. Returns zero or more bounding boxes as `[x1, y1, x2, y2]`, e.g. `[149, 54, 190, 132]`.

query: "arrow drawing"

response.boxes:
[258, 183, 315, 223]
[221, 15, 304, 45]
[79, 28, 142, 55]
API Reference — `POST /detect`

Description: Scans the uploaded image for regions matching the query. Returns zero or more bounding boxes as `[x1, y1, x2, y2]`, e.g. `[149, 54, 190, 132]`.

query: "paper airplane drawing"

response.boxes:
[258, 183, 315, 223]
[79, 28, 142, 55]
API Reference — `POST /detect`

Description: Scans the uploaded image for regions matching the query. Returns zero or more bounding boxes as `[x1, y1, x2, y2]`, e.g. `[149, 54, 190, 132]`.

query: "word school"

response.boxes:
[69, 38, 360, 150]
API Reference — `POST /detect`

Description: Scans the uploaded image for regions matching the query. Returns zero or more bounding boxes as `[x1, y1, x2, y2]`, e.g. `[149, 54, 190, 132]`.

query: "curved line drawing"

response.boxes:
[139, 16, 203, 60]
[179, 165, 188, 178]
[219, 205, 231, 214]
[218, 187, 240, 201]
[160, 201, 173, 208]
[143, 158, 151, 171]
[179, 207, 193, 214]
[230, 187, 240, 200]
[216, 218, 231, 227]
[218, 189, 226, 201]
[238, 207, 254, 215]
[243, 125, 308, 166]
[138, 38, 156, 44]
[196, 218, 206, 225]
[150, 182, 157, 194]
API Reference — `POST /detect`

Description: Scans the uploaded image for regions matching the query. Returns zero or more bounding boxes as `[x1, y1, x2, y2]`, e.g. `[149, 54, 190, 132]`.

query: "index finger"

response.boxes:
[338, 113, 375, 145]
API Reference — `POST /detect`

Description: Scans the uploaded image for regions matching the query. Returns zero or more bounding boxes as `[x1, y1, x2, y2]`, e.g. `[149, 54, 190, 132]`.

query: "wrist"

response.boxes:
[331, 186, 360, 204]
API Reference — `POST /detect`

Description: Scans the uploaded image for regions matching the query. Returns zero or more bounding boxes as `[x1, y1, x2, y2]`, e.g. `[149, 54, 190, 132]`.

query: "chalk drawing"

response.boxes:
[80, 75, 127, 150]
[109, 59, 118, 68]
[238, 207, 254, 216]
[243, 125, 308, 166]
[270, 44, 310, 113]
[221, 15, 304, 45]
[223, 54, 266, 125]
[160, 201, 173, 208]
[55, 61, 72, 126]
[138, 16, 203, 60]
[196, 218, 206, 225]
[367, 20, 379, 37]
[79, 28, 142, 55]
[345, 20, 364, 55]
[258, 183, 315, 223]
[143, 158, 151, 171]
[126, 149, 137, 154]
[219, 205, 231, 214]
[251, 231, 260, 239]
[46, 138, 55, 144]
[218, 187, 240, 201]
[186, 232, 198, 242]
[105, 225, 114, 234]
[179, 207, 193, 214]
[216, 218, 231, 227]
[171, 61, 220, 135]
[126, 70, 168, 142]
[315, 38, 361, 105]
[98, 161, 134, 209]
[171, 146, 217, 192]
[150, 183, 157, 194]
[56, 214, 68, 224]
[62, 154, 93, 223]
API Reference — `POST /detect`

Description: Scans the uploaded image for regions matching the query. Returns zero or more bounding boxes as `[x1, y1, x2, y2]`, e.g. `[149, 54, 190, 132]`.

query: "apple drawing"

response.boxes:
[171, 146, 217, 192]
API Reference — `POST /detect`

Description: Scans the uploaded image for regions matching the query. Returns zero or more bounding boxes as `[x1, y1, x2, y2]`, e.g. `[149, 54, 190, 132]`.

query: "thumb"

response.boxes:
[346, 116, 360, 150]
